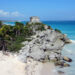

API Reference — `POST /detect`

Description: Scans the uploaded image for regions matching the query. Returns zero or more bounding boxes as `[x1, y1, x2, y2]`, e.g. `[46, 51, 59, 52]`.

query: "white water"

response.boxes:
[71, 40, 75, 44]
[57, 40, 75, 75]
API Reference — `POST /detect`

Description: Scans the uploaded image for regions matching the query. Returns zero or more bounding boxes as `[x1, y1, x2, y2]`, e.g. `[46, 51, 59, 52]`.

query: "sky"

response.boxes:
[0, 0, 75, 21]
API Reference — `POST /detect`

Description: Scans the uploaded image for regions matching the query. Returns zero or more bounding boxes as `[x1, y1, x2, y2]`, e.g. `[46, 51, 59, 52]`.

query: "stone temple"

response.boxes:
[29, 16, 40, 24]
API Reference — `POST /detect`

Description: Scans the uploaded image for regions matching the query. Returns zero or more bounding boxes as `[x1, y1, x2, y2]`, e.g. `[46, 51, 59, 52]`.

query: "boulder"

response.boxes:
[58, 71, 64, 74]
[29, 45, 45, 60]
[63, 63, 70, 67]
[55, 61, 70, 67]
[63, 56, 72, 62]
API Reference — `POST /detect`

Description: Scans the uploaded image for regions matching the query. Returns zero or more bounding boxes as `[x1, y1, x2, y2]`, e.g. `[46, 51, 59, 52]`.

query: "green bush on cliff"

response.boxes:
[7, 36, 25, 52]
[24, 26, 33, 37]
[0, 21, 3, 28]
[37, 24, 45, 31]
[26, 22, 45, 31]
[48, 26, 53, 30]
[55, 29, 61, 33]
[7, 42, 24, 52]
[34, 23, 45, 31]
[34, 22, 45, 25]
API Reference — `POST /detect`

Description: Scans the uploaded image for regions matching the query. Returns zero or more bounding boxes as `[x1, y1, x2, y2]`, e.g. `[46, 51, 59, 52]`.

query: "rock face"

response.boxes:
[29, 16, 40, 24]
[19, 24, 70, 62]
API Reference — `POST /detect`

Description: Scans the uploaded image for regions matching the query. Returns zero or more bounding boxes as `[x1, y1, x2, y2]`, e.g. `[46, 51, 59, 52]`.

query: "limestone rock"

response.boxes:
[63, 56, 72, 62]
[19, 26, 71, 62]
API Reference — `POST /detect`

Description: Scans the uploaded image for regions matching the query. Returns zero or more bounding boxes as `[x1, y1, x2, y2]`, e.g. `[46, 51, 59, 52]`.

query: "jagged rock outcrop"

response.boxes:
[19, 24, 71, 62]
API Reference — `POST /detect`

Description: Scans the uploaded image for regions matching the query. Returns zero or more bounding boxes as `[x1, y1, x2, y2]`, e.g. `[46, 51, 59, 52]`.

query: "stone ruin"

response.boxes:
[29, 16, 40, 24]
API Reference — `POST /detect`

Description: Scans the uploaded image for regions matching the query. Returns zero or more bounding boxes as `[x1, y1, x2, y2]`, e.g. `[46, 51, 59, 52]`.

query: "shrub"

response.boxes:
[24, 26, 33, 37]
[7, 42, 24, 52]
[55, 29, 61, 33]
[37, 25, 45, 31]
[0, 21, 3, 28]
[7, 36, 26, 52]
[34, 23, 45, 31]
[48, 26, 53, 30]
[34, 22, 42, 25]
[26, 22, 32, 26]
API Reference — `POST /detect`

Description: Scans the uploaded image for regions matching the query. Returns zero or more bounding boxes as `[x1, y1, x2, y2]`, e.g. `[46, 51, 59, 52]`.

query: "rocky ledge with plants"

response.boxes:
[0, 21, 72, 67]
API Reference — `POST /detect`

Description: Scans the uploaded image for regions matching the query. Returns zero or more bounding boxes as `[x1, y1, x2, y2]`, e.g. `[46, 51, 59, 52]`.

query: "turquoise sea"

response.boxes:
[43, 21, 75, 75]
[4, 21, 75, 75]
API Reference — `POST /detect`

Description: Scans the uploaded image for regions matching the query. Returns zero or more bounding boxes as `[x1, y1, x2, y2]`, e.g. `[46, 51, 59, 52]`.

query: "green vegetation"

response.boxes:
[36, 24, 45, 31]
[0, 21, 47, 52]
[0, 21, 3, 28]
[47, 26, 53, 30]
[55, 29, 61, 33]
[26, 22, 46, 31]
[0, 22, 33, 52]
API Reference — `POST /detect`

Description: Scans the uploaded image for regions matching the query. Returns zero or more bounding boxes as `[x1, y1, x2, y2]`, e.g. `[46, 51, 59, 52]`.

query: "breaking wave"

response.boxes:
[71, 40, 75, 44]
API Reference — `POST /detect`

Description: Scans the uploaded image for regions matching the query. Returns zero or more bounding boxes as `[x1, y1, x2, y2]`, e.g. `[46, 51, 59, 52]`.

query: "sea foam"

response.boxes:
[71, 40, 75, 43]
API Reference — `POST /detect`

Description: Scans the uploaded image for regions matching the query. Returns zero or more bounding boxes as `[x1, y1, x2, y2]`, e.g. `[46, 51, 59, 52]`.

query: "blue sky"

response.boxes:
[0, 0, 75, 21]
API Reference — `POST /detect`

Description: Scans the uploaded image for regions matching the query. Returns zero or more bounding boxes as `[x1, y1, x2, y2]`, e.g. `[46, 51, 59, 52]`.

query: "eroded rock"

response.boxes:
[19, 25, 71, 63]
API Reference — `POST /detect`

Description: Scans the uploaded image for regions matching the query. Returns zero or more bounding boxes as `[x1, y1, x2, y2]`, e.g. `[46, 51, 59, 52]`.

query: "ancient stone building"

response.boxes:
[29, 16, 40, 24]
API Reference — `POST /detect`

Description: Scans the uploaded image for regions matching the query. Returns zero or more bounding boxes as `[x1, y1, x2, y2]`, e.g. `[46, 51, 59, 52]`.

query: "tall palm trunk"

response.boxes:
[2, 38, 6, 51]
[16, 31, 18, 36]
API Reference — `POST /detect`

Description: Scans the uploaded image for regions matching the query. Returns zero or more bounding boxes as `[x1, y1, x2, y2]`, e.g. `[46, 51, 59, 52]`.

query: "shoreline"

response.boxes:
[25, 58, 58, 75]
[41, 62, 58, 75]
[58, 41, 75, 75]
[0, 51, 59, 75]
[0, 19, 73, 75]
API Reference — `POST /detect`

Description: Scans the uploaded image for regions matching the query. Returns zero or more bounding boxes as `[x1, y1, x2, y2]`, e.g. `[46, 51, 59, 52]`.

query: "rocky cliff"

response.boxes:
[19, 23, 71, 64]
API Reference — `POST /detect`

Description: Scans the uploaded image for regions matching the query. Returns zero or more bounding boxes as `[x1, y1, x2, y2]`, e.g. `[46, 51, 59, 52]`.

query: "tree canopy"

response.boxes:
[0, 21, 49, 52]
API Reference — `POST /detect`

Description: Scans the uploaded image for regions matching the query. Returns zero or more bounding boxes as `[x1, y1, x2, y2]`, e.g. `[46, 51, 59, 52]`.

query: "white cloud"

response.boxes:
[0, 10, 23, 17]
[11, 11, 20, 17]
[0, 10, 9, 17]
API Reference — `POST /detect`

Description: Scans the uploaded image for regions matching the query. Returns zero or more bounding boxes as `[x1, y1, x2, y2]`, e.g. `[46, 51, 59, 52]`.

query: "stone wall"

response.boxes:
[29, 16, 40, 24]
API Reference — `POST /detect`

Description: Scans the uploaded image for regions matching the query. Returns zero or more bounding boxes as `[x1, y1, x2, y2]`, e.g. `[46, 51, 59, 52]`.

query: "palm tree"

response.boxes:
[0, 27, 6, 51]
[13, 22, 24, 36]
[0, 21, 3, 28]
[0, 25, 12, 51]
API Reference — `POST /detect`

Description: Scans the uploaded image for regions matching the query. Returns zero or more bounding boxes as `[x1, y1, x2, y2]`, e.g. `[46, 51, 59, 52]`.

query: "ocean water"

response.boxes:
[43, 21, 75, 40]
[4, 21, 75, 75]
[43, 21, 75, 75]
[3, 21, 26, 26]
